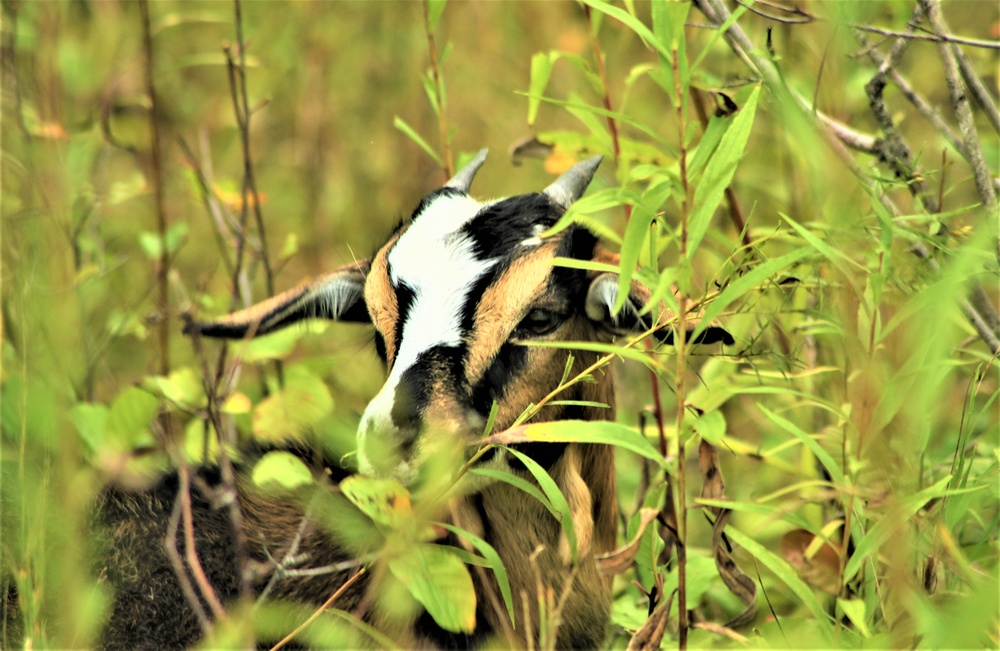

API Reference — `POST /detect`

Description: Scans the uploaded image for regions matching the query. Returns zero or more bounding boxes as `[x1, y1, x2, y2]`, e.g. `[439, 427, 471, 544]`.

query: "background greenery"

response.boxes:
[2, 0, 997, 648]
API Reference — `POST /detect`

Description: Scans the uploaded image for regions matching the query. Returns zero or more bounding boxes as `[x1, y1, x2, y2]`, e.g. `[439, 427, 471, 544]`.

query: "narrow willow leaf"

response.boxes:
[426, 0, 447, 30]
[438, 522, 516, 624]
[616, 202, 657, 315]
[393, 116, 443, 167]
[470, 467, 554, 515]
[725, 527, 834, 629]
[505, 447, 579, 564]
[843, 476, 959, 581]
[489, 420, 667, 469]
[578, 0, 669, 60]
[756, 404, 843, 484]
[782, 213, 865, 276]
[687, 85, 760, 256]
[691, 247, 811, 341]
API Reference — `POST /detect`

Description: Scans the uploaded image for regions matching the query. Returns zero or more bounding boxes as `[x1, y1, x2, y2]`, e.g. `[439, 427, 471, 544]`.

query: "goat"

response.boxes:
[97, 151, 733, 649]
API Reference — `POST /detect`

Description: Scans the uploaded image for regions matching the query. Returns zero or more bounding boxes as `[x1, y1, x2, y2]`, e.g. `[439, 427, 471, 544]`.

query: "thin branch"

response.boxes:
[422, 0, 453, 177]
[269, 565, 368, 651]
[694, 0, 1000, 354]
[853, 23, 1000, 51]
[165, 479, 214, 634]
[138, 0, 171, 381]
[857, 32, 966, 158]
[952, 45, 1000, 135]
[918, 0, 998, 210]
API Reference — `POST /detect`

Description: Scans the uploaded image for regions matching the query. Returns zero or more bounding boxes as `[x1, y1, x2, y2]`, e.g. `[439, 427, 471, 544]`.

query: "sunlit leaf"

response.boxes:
[388, 543, 477, 633]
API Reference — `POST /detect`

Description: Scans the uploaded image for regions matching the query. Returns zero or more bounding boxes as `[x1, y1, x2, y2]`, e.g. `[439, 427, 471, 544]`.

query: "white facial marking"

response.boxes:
[386, 194, 498, 381]
[520, 223, 546, 248]
[358, 193, 499, 480]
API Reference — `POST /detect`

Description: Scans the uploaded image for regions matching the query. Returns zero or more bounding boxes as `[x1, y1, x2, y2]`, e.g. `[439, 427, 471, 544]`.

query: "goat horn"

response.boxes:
[542, 155, 603, 209]
[444, 148, 489, 192]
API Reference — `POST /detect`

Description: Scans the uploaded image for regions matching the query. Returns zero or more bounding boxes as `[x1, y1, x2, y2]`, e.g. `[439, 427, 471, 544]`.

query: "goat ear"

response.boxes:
[584, 272, 734, 346]
[184, 260, 370, 339]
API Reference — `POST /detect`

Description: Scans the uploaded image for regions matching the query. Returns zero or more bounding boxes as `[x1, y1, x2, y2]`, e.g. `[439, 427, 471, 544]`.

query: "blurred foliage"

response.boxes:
[2, 0, 998, 649]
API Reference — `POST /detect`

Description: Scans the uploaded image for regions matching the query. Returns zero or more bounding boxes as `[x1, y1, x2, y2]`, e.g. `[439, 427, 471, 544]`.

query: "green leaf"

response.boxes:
[388, 543, 477, 633]
[252, 451, 313, 489]
[837, 598, 871, 638]
[843, 476, 956, 581]
[252, 366, 334, 441]
[690, 409, 726, 445]
[725, 527, 834, 629]
[518, 420, 667, 469]
[393, 116, 443, 167]
[578, 0, 669, 60]
[470, 467, 554, 517]
[71, 403, 109, 455]
[106, 386, 159, 449]
[691, 246, 811, 341]
[687, 85, 760, 256]
[340, 475, 413, 529]
[437, 522, 516, 624]
[426, 0, 447, 30]
[528, 52, 556, 126]
[615, 201, 656, 315]
[756, 404, 843, 484]
[505, 447, 579, 563]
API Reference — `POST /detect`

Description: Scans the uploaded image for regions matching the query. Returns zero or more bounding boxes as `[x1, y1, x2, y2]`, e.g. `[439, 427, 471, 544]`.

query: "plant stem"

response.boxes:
[138, 0, 170, 381]
[423, 0, 453, 177]
[671, 43, 690, 651]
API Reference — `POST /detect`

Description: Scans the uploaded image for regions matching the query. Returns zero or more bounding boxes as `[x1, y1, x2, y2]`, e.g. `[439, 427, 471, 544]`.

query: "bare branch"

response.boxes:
[918, 0, 997, 211]
[952, 45, 1000, 135]
[852, 23, 1000, 50]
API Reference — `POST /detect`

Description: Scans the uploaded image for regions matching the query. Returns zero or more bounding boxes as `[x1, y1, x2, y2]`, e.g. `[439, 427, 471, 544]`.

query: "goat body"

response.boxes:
[97, 152, 732, 649]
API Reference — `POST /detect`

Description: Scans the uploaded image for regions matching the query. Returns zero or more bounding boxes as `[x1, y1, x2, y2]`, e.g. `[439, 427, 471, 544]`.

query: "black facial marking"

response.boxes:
[392, 346, 468, 429]
[461, 193, 561, 260]
[410, 187, 465, 221]
[470, 342, 527, 416]
[392, 281, 416, 364]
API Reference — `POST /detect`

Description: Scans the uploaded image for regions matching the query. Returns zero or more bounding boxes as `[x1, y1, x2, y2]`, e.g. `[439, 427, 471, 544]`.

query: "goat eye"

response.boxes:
[516, 308, 563, 337]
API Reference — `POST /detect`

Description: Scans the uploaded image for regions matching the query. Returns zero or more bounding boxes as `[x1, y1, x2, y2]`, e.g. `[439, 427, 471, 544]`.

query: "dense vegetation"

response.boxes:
[2, 0, 997, 648]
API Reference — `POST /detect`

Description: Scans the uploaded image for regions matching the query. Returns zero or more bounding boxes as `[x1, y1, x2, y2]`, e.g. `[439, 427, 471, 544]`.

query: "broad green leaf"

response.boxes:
[252, 366, 334, 440]
[388, 543, 477, 633]
[837, 599, 871, 638]
[340, 475, 413, 529]
[687, 85, 760, 256]
[438, 522, 516, 624]
[106, 386, 159, 449]
[252, 450, 313, 489]
[71, 403, 109, 455]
